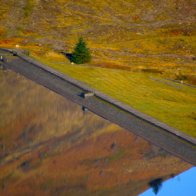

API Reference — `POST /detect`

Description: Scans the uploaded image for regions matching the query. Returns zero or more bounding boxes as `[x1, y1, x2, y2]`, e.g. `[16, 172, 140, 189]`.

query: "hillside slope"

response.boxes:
[0, 69, 191, 195]
[0, 0, 195, 86]
[0, 0, 195, 57]
[0, 0, 195, 136]
[0, 2, 194, 194]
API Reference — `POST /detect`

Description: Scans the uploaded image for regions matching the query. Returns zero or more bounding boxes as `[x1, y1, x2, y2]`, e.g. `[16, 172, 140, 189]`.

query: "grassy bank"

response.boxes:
[0, 0, 195, 137]
[32, 52, 196, 138]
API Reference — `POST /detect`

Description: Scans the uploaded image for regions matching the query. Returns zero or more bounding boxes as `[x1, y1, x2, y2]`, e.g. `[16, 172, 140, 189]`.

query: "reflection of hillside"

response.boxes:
[0, 70, 191, 195]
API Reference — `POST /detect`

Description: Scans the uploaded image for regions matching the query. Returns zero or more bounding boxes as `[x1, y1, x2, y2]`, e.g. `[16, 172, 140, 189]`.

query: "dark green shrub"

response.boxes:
[71, 37, 91, 64]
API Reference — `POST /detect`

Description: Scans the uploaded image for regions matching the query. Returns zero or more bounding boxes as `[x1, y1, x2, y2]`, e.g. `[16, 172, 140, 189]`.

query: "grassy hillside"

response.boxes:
[0, 70, 191, 195]
[0, 2, 194, 194]
[34, 53, 196, 137]
[0, 0, 195, 136]
[0, 0, 195, 72]
[0, 0, 195, 80]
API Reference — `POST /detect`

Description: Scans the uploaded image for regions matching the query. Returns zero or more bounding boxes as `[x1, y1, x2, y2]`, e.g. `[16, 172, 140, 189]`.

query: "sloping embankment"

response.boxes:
[0, 48, 195, 165]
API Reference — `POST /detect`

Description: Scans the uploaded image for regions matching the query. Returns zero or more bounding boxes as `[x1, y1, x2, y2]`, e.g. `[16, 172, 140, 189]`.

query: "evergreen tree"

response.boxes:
[149, 178, 163, 195]
[71, 37, 91, 64]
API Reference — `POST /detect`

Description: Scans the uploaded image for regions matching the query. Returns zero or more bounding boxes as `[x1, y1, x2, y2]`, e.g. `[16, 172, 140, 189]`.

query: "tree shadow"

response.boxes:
[61, 52, 73, 62]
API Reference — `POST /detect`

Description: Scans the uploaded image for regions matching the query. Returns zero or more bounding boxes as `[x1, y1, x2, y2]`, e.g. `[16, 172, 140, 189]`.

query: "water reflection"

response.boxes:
[0, 70, 192, 195]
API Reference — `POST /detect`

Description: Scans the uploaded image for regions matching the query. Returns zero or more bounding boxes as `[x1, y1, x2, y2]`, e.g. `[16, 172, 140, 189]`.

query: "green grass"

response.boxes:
[33, 54, 196, 138]
[1, 0, 195, 137]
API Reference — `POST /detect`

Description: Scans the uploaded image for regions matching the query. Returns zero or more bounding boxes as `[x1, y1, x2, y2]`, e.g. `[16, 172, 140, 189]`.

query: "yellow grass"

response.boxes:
[33, 53, 196, 137]
[0, 0, 195, 137]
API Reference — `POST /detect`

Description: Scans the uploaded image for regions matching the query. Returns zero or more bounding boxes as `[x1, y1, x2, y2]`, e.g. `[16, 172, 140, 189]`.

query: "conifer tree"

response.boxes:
[71, 37, 91, 64]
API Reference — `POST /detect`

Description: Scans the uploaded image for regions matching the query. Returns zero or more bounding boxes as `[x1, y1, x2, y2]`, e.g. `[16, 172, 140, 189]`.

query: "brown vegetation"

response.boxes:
[0, 69, 191, 195]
